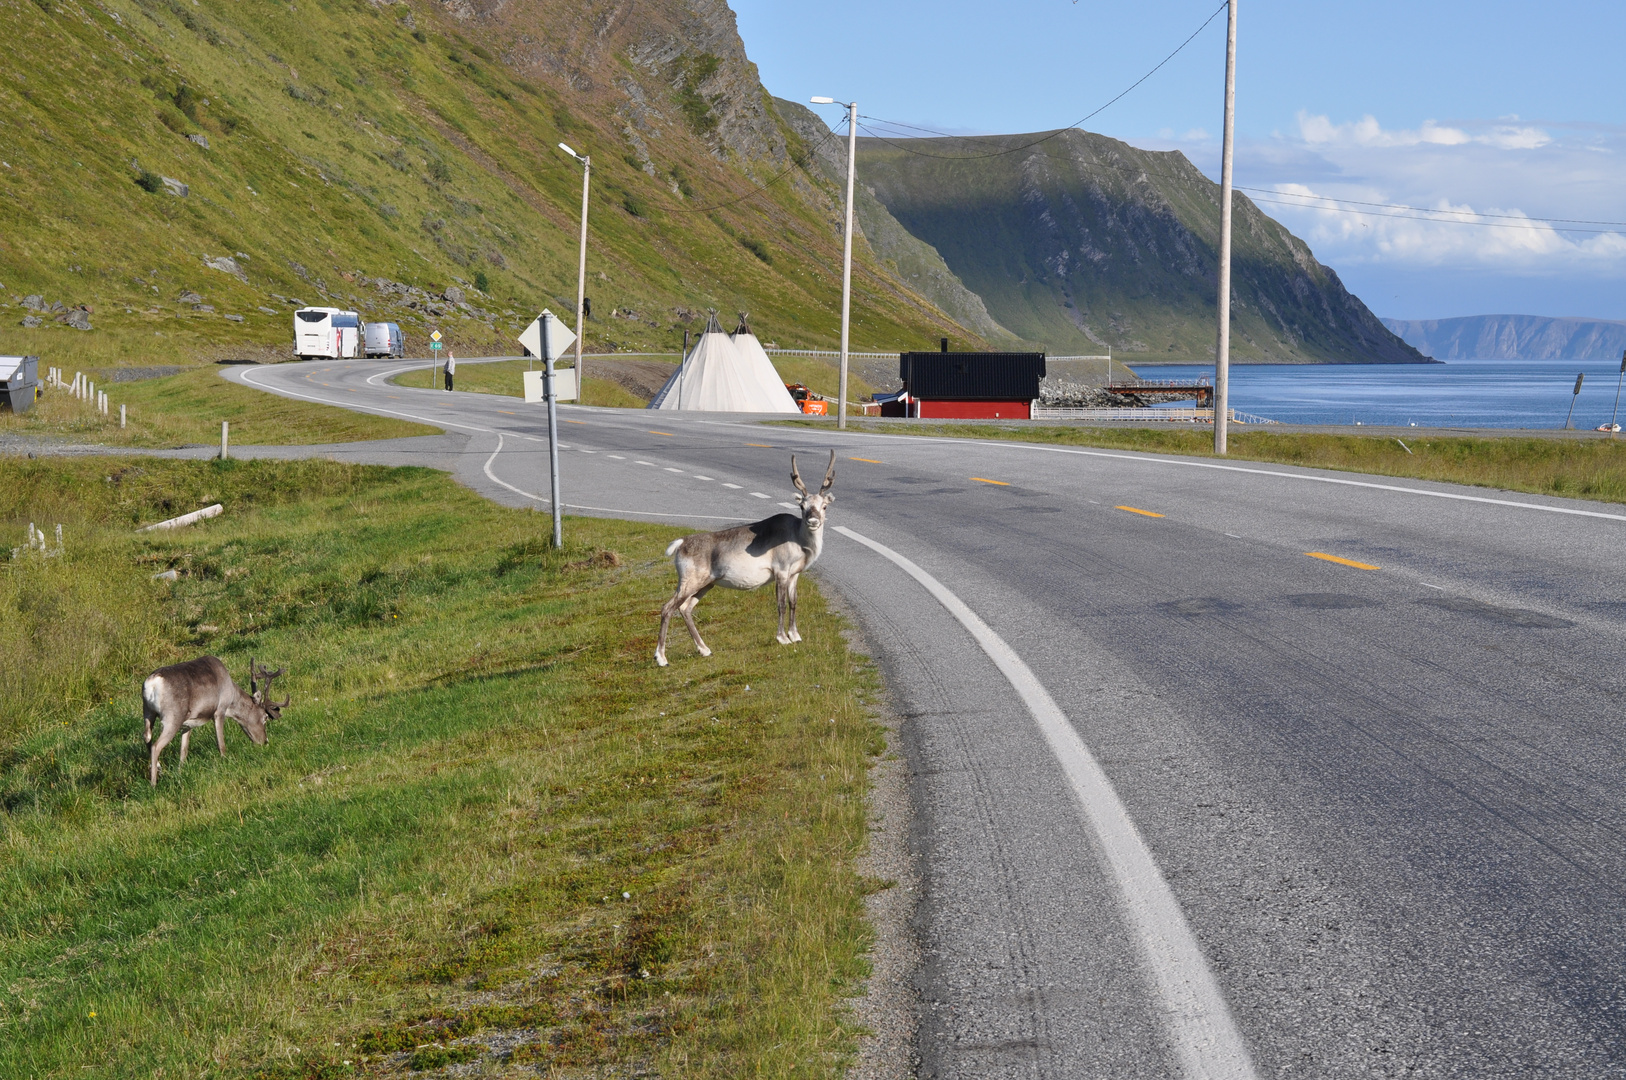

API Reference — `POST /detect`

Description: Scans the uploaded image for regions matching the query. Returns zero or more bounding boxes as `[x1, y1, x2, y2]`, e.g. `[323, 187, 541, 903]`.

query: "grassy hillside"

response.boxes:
[1, 457, 883, 1077]
[856, 130, 1430, 364]
[0, 0, 976, 375]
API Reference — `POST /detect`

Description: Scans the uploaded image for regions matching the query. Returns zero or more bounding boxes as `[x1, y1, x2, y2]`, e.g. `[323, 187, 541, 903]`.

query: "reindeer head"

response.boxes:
[790, 450, 836, 531]
[247, 659, 290, 743]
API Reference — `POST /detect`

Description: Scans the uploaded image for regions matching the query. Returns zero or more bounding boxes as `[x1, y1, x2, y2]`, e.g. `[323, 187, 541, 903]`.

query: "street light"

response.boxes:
[559, 142, 591, 404]
[811, 96, 857, 429]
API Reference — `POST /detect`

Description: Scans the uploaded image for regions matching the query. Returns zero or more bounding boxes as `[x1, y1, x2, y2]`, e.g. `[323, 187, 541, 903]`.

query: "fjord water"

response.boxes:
[1139, 359, 1626, 428]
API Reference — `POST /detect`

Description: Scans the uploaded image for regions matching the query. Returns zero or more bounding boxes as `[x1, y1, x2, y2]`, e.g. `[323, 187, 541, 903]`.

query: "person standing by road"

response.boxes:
[444, 351, 456, 392]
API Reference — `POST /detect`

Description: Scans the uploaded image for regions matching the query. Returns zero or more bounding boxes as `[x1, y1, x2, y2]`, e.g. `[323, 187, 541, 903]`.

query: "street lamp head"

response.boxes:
[809, 96, 835, 105]
[558, 142, 579, 159]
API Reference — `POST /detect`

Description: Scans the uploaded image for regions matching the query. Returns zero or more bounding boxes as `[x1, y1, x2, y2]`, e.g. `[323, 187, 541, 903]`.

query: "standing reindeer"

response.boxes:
[656, 450, 835, 667]
[142, 657, 288, 785]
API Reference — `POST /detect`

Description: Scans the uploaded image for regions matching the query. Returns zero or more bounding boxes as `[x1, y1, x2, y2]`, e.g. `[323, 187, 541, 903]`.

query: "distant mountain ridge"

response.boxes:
[845, 128, 1429, 364]
[1384, 315, 1626, 360]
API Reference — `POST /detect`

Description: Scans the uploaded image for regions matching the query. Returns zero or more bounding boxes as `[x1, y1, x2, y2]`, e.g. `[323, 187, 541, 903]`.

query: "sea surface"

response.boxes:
[1133, 359, 1626, 429]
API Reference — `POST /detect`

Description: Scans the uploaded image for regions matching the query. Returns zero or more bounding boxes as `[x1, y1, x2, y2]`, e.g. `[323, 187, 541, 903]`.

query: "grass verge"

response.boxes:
[393, 360, 647, 408]
[776, 418, 1626, 505]
[1, 457, 881, 1078]
[1, 366, 434, 447]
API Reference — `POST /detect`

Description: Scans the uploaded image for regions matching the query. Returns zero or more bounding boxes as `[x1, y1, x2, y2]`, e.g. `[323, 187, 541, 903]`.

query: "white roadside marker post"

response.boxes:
[120, 403, 126, 429]
[221, 420, 229, 461]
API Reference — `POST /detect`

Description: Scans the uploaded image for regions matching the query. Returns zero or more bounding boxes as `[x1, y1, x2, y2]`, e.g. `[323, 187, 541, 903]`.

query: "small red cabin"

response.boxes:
[881, 345, 1045, 418]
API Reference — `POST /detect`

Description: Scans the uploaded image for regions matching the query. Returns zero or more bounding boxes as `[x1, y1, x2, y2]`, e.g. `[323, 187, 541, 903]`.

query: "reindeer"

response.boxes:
[142, 657, 288, 785]
[656, 450, 835, 666]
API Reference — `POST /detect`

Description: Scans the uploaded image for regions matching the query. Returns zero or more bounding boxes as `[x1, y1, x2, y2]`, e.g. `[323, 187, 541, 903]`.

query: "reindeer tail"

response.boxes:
[665, 538, 685, 558]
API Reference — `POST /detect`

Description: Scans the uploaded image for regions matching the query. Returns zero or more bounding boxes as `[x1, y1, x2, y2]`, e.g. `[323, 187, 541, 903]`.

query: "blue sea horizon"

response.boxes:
[1129, 359, 1626, 429]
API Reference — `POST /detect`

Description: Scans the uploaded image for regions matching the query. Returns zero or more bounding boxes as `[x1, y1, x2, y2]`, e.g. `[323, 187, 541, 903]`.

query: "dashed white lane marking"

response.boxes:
[636, 460, 656, 467]
[608, 454, 625, 460]
[1225, 533, 1241, 538]
[750, 492, 770, 499]
[722, 483, 742, 489]
[664, 467, 685, 473]
[692, 474, 713, 481]
[834, 525, 1258, 1080]
[478, 433, 748, 522]
[580, 449, 596, 454]
[1421, 582, 1445, 590]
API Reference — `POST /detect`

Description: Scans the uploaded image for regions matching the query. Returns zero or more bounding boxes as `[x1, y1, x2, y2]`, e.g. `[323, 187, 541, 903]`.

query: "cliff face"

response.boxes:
[1384, 315, 1626, 360]
[0, 0, 970, 357]
[854, 129, 1430, 364]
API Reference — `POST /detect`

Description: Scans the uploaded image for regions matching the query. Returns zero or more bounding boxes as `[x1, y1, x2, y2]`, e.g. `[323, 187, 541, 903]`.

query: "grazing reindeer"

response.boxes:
[142, 657, 287, 785]
[656, 450, 835, 666]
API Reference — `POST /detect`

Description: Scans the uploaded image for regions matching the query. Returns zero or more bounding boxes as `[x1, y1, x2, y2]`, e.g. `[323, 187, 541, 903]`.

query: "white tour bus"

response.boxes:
[293, 307, 363, 360]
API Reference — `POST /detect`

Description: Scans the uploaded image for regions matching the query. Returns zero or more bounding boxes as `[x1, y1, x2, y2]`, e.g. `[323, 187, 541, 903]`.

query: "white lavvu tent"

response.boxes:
[648, 312, 800, 413]
[728, 314, 801, 412]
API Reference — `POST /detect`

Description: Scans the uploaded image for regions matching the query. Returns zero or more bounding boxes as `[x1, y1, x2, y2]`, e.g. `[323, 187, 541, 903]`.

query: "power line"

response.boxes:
[848, 0, 1228, 162]
[1244, 194, 1626, 236]
[1237, 186, 1626, 230]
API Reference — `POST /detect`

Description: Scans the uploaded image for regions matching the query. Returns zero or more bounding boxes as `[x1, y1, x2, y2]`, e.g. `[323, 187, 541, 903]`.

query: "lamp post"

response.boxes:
[811, 96, 856, 429]
[1213, 0, 1238, 454]
[559, 142, 591, 404]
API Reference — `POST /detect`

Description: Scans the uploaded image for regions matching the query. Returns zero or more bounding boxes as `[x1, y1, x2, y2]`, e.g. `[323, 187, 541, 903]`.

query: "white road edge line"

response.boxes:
[834, 524, 1258, 1080]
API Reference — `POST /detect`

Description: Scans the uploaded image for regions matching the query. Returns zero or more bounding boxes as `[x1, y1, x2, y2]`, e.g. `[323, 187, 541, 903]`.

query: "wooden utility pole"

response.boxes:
[1214, 0, 1238, 454]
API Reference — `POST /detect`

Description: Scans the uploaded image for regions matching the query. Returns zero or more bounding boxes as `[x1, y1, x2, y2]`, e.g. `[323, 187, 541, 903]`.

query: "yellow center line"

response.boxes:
[1115, 505, 1164, 517]
[1306, 552, 1381, 570]
[971, 477, 1010, 486]
[745, 442, 773, 447]
[650, 430, 675, 436]
[849, 457, 882, 464]
[566, 420, 586, 424]
[498, 410, 517, 415]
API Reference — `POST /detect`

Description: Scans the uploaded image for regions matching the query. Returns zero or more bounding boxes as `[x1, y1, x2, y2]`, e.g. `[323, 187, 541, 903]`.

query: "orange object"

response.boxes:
[801, 399, 828, 415]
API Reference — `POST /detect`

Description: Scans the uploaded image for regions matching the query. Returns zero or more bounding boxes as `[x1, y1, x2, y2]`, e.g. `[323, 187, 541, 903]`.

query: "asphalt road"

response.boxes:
[230, 359, 1626, 1079]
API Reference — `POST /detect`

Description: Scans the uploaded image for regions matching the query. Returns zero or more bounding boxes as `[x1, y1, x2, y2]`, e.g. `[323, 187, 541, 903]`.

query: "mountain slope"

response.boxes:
[1384, 315, 1626, 360]
[854, 129, 1428, 364]
[0, 0, 973, 362]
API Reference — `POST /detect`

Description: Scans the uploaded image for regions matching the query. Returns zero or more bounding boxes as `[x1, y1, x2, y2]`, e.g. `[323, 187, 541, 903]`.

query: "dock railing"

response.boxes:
[1029, 405, 1278, 424]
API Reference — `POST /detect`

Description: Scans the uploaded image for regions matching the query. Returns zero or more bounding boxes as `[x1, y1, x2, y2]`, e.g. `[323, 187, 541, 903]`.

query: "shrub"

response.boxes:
[133, 170, 163, 194]
[739, 236, 773, 265]
[472, 269, 489, 292]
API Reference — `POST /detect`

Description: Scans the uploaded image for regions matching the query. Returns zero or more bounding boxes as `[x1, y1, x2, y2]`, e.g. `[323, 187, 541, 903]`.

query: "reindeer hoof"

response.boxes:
[789, 631, 802, 643]
[697, 645, 712, 657]
[776, 633, 792, 645]
[655, 651, 669, 667]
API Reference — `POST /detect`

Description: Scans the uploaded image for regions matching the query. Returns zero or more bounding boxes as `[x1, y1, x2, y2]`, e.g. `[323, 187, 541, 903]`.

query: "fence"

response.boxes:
[1028, 405, 1279, 424]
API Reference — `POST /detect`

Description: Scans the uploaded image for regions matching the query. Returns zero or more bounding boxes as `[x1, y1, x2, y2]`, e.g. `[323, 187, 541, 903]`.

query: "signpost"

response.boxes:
[430, 329, 443, 387]
[518, 310, 576, 547]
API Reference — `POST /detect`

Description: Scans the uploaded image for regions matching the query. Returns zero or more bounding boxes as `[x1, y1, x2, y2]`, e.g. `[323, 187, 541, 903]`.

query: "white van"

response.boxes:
[364, 322, 404, 358]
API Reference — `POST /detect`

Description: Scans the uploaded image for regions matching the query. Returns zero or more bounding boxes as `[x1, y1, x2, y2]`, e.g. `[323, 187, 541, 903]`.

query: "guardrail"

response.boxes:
[765, 349, 900, 360]
[1106, 377, 1213, 388]
[1029, 405, 1278, 424]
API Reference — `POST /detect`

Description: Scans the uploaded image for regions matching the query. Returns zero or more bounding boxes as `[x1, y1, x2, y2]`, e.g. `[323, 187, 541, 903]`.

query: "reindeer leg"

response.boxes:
[775, 575, 793, 645]
[656, 589, 682, 667]
[150, 721, 180, 786]
[216, 710, 228, 756]
[681, 584, 713, 657]
[787, 573, 802, 643]
[179, 729, 191, 764]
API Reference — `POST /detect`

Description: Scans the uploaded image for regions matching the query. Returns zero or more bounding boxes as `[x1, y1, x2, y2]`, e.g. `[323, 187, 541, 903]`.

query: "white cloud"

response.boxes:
[1295, 111, 1549, 150]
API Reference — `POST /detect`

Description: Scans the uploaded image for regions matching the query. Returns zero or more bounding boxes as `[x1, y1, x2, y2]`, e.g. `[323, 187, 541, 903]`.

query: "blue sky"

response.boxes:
[732, 0, 1626, 322]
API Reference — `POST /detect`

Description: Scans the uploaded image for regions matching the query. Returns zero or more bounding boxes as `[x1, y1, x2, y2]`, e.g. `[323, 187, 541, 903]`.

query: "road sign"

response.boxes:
[430, 342, 442, 351]
[430, 329, 443, 343]
[518, 310, 575, 361]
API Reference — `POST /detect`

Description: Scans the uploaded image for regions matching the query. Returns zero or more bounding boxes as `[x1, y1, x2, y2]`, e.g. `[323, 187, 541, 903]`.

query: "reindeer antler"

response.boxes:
[820, 449, 836, 495]
[790, 453, 808, 496]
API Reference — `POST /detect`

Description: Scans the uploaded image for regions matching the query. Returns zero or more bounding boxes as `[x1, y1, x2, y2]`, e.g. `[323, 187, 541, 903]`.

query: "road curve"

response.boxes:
[230, 358, 1626, 1079]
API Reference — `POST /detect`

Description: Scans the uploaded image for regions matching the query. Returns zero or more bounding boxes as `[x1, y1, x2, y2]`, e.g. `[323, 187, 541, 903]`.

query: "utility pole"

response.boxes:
[812, 96, 857, 429]
[1213, 0, 1238, 454]
[560, 143, 592, 404]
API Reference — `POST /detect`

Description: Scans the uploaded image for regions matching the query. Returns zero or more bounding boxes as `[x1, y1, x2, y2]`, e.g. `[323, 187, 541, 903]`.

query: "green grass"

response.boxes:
[0, 0, 973, 374]
[1, 457, 882, 1078]
[393, 359, 648, 408]
[778, 419, 1626, 505]
[0, 366, 433, 446]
